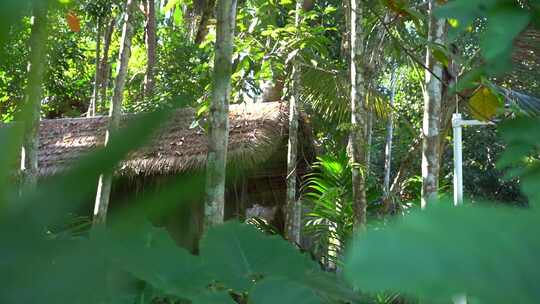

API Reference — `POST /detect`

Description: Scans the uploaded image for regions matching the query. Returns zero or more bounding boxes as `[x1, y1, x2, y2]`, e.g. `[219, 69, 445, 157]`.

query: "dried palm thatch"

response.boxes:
[508, 28, 540, 95]
[513, 28, 540, 72]
[37, 102, 292, 177]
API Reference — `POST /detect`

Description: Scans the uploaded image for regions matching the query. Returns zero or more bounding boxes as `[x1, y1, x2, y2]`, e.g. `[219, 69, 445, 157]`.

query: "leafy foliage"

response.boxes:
[436, 0, 538, 75]
[344, 116, 540, 303]
[468, 86, 503, 121]
[303, 152, 353, 265]
[0, 101, 359, 303]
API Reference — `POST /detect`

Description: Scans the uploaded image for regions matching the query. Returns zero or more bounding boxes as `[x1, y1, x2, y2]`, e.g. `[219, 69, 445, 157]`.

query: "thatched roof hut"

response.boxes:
[31, 101, 314, 250]
[37, 102, 311, 177]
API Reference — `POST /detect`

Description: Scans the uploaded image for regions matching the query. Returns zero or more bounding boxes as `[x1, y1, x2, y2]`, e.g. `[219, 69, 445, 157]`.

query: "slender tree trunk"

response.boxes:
[383, 71, 397, 203]
[88, 19, 102, 117]
[364, 110, 373, 174]
[341, 0, 351, 61]
[195, 0, 216, 44]
[99, 18, 115, 112]
[204, 0, 237, 228]
[389, 95, 458, 202]
[143, 0, 157, 98]
[93, 0, 137, 225]
[21, 0, 49, 189]
[421, 1, 446, 208]
[284, 0, 303, 245]
[349, 0, 367, 232]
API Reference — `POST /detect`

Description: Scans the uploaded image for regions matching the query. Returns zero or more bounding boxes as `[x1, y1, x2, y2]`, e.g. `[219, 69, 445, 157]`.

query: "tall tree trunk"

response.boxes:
[364, 15, 390, 177]
[21, 0, 49, 189]
[88, 19, 102, 117]
[99, 18, 116, 110]
[389, 94, 459, 202]
[284, 0, 303, 245]
[204, 0, 237, 228]
[195, 0, 216, 45]
[364, 110, 373, 174]
[93, 0, 137, 225]
[143, 0, 157, 98]
[421, 1, 446, 208]
[349, 0, 367, 231]
[383, 71, 397, 206]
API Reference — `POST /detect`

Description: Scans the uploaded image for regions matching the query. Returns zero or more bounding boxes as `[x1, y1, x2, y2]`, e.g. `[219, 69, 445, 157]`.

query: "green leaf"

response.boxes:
[468, 86, 502, 121]
[200, 222, 318, 291]
[98, 223, 210, 298]
[250, 278, 323, 304]
[497, 117, 540, 203]
[481, 4, 532, 73]
[173, 4, 183, 27]
[191, 291, 236, 304]
[432, 47, 449, 68]
[0, 0, 30, 46]
[344, 203, 540, 303]
[163, 0, 181, 12]
[451, 67, 484, 94]
[323, 6, 337, 14]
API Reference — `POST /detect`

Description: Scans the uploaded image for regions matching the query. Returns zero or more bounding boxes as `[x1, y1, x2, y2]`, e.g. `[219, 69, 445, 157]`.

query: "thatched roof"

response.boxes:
[37, 102, 293, 177]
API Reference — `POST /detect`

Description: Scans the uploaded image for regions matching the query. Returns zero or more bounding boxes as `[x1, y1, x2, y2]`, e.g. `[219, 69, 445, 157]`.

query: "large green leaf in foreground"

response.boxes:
[200, 221, 319, 291]
[345, 115, 540, 303]
[345, 203, 540, 303]
[110, 221, 360, 303]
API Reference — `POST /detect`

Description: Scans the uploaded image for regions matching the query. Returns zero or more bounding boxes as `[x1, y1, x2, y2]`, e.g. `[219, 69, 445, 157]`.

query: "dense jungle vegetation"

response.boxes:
[1, 0, 539, 303]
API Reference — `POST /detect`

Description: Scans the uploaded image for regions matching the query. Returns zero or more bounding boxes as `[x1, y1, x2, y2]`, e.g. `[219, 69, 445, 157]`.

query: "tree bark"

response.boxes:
[194, 0, 216, 45]
[284, 0, 303, 245]
[204, 0, 237, 228]
[143, 0, 157, 98]
[21, 0, 48, 190]
[93, 0, 137, 225]
[87, 19, 102, 117]
[349, 0, 367, 232]
[99, 18, 115, 112]
[421, 1, 446, 208]
[389, 95, 458, 202]
[364, 110, 373, 174]
[341, 0, 351, 61]
[383, 71, 397, 207]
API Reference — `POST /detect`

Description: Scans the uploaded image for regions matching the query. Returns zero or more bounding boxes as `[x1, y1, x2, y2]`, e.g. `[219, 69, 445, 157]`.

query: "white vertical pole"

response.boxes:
[452, 113, 463, 206]
[453, 294, 467, 304]
[452, 113, 465, 303]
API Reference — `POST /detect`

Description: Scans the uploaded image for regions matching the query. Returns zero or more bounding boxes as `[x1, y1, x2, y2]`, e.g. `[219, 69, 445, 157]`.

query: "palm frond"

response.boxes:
[496, 86, 540, 116]
[299, 63, 394, 125]
[301, 152, 353, 264]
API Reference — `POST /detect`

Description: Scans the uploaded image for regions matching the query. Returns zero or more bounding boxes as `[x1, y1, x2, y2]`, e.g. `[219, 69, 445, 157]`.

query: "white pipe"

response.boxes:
[451, 113, 495, 304]
[453, 294, 467, 304]
[452, 114, 466, 304]
[454, 119, 495, 127]
[452, 113, 463, 206]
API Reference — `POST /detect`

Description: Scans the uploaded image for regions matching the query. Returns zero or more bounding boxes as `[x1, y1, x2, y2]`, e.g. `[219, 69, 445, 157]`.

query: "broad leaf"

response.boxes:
[468, 86, 502, 121]
[200, 222, 318, 290]
[250, 278, 323, 304]
[98, 223, 210, 298]
[345, 203, 540, 303]
[481, 4, 532, 74]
